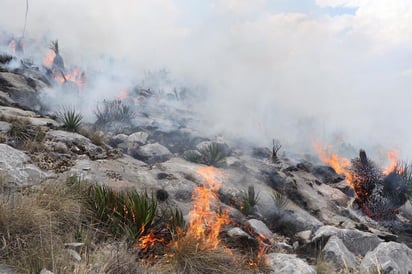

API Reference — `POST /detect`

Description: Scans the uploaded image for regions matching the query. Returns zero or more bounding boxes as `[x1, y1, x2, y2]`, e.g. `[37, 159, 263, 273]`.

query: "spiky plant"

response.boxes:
[183, 150, 203, 163]
[57, 107, 83, 132]
[272, 191, 289, 209]
[163, 207, 185, 235]
[8, 122, 32, 146]
[86, 184, 157, 241]
[199, 142, 227, 167]
[50, 40, 65, 70]
[94, 100, 135, 127]
[241, 185, 260, 215]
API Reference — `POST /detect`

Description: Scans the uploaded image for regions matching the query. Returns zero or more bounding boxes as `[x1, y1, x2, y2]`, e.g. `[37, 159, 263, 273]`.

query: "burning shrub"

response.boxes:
[94, 99, 135, 128]
[86, 184, 157, 241]
[49, 40, 65, 71]
[57, 107, 83, 132]
[349, 150, 412, 220]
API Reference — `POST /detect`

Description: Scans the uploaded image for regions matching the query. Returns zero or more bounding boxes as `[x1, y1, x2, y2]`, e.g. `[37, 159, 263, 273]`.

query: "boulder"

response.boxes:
[265, 253, 316, 274]
[0, 143, 48, 186]
[127, 131, 149, 144]
[227, 227, 253, 240]
[360, 242, 412, 274]
[322, 235, 358, 270]
[312, 225, 383, 256]
[244, 219, 274, 240]
[134, 143, 172, 164]
[311, 165, 345, 184]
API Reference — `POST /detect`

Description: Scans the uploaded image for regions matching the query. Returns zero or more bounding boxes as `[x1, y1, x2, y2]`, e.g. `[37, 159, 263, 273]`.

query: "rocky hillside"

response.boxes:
[1, 51, 412, 274]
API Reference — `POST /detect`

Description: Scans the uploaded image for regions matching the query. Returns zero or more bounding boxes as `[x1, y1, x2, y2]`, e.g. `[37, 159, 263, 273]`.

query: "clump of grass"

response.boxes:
[57, 107, 83, 132]
[160, 233, 239, 274]
[6, 120, 46, 148]
[94, 100, 135, 127]
[241, 185, 260, 215]
[316, 254, 335, 274]
[86, 184, 157, 241]
[0, 177, 85, 273]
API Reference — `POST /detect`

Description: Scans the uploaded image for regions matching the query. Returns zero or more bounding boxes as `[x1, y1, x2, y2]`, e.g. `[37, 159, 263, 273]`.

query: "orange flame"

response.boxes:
[43, 50, 55, 67]
[186, 166, 230, 250]
[313, 141, 353, 188]
[383, 149, 401, 175]
[116, 88, 129, 100]
[137, 229, 165, 252]
[55, 67, 85, 89]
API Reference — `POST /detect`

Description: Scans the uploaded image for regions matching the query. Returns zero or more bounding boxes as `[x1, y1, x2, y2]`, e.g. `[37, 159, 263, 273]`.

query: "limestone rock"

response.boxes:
[134, 143, 172, 163]
[265, 253, 316, 274]
[312, 225, 383, 256]
[360, 242, 412, 274]
[322, 235, 358, 270]
[244, 219, 273, 240]
[0, 143, 48, 186]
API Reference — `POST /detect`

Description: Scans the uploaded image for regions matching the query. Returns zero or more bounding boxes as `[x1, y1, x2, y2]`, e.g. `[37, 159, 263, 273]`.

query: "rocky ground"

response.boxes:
[1, 51, 412, 274]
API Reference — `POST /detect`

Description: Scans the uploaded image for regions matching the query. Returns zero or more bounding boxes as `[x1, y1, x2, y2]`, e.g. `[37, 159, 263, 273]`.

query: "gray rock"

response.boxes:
[0, 121, 10, 133]
[360, 242, 412, 274]
[227, 227, 253, 240]
[0, 144, 48, 186]
[312, 225, 383, 256]
[0, 72, 41, 110]
[295, 230, 312, 244]
[0, 264, 15, 274]
[39, 268, 54, 274]
[135, 143, 172, 163]
[127, 131, 149, 144]
[244, 219, 273, 240]
[322, 235, 358, 270]
[265, 253, 316, 274]
[47, 130, 107, 160]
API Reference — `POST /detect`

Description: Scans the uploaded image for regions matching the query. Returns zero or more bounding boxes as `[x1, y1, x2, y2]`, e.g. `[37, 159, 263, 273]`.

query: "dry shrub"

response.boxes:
[0, 179, 85, 273]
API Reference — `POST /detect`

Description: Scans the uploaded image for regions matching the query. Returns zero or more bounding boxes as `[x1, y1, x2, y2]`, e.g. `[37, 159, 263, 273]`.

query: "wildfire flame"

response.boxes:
[55, 67, 85, 88]
[313, 141, 354, 188]
[383, 149, 401, 175]
[137, 229, 165, 252]
[186, 166, 230, 250]
[43, 50, 55, 67]
[116, 88, 129, 100]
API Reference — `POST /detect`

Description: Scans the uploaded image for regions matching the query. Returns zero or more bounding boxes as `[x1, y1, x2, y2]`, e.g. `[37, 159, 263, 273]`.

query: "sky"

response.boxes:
[1, 0, 412, 159]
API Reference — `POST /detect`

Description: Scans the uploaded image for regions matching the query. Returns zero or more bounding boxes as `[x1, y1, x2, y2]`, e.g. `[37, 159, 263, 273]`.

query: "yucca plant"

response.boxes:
[50, 40, 65, 70]
[86, 184, 157, 240]
[183, 150, 203, 163]
[57, 107, 83, 132]
[163, 207, 185, 235]
[272, 191, 289, 209]
[199, 142, 227, 167]
[241, 185, 260, 215]
[94, 100, 135, 127]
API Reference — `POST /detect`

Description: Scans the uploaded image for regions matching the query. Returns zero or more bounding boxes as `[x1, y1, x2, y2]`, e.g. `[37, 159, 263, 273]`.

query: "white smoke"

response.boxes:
[1, 0, 412, 161]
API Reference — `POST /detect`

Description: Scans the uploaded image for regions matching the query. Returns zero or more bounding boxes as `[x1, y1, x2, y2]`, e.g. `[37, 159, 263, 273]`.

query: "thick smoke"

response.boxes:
[1, 0, 412, 160]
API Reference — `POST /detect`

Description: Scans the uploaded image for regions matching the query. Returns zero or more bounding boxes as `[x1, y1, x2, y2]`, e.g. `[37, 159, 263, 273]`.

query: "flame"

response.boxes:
[313, 141, 353, 188]
[137, 229, 165, 252]
[116, 88, 129, 100]
[43, 50, 55, 67]
[55, 67, 85, 89]
[247, 233, 270, 267]
[186, 166, 230, 250]
[383, 149, 401, 175]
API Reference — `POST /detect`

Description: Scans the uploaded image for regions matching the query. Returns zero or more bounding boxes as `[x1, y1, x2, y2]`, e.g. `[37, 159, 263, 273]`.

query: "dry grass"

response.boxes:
[0, 178, 86, 273]
[153, 234, 239, 274]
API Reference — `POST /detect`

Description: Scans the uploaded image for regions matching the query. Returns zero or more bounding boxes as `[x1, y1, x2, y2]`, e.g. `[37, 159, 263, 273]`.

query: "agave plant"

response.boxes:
[199, 142, 227, 167]
[272, 191, 289, 209]
[87, 184, 157, 240]
[241, 185, 260, 215]
[163, 207, 185, 235]
[94, 100, 135, 127]
[57, 107, 83, 132]
[50, 40, 65, 70]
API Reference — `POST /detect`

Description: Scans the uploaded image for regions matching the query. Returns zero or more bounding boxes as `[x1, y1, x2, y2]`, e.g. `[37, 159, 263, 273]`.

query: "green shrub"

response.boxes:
[241, 185, 260, 215]
[272, 191, 289, 209]
[199, 142, 227, 167]
[86, 184, 157, 241]
[57, 107, 83, 132]
[94, 100, 135, 126]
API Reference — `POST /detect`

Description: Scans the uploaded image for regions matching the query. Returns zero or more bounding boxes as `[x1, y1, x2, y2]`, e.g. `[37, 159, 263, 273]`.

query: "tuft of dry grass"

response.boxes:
[153, 233, 239, 274]
[0, 178, 86, 273]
